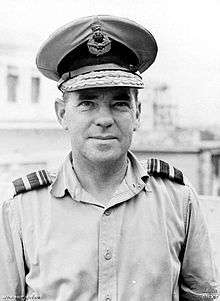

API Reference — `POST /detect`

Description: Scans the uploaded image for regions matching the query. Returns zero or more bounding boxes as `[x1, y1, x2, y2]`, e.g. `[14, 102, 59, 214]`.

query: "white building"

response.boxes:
[0, 31, 58, 129]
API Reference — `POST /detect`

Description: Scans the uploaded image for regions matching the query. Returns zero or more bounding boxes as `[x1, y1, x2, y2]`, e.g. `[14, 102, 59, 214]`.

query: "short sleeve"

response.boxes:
[0, 198, 25, 300]
[180, 186, 220, 300]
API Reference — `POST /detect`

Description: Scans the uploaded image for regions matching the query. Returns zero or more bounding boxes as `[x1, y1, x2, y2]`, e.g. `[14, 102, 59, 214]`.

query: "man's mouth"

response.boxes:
[90, 135, 117, 140]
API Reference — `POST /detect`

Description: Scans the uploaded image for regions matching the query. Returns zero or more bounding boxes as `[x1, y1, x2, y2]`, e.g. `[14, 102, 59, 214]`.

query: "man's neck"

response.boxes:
[72, 153, 128, 205]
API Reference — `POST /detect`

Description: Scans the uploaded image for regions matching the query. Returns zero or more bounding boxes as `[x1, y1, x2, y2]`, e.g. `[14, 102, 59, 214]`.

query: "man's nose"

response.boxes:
[94, 105, 114, 128]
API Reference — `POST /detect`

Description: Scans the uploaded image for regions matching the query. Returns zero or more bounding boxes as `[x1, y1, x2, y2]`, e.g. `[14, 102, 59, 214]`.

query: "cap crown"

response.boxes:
[36, 15, 158, 81]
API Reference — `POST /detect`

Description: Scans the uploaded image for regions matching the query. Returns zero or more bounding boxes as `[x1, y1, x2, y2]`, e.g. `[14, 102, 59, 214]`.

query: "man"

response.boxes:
[0, 15, 219, 301]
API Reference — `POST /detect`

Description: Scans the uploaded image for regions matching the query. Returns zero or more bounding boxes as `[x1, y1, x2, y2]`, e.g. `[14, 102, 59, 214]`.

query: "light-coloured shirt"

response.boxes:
[0, 151, 219, 301]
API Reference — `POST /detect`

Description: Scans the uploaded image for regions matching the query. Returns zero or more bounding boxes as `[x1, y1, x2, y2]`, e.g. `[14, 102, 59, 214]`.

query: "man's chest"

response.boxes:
[21, 191, 185, 300]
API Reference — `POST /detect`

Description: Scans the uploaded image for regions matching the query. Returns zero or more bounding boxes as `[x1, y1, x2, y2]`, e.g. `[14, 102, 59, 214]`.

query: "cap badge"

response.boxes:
[87, 22, 111, 56]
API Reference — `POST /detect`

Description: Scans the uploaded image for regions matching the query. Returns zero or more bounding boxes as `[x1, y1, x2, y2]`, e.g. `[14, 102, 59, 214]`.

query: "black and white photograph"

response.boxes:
[0, 0, 220, 300]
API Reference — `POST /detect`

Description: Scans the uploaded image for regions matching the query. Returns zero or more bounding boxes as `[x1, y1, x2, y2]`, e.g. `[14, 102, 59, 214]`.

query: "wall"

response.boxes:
[0, 128, 70, 184]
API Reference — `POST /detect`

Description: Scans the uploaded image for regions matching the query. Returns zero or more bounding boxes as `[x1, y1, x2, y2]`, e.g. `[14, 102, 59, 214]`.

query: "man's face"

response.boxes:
[55, 87, 141, 163]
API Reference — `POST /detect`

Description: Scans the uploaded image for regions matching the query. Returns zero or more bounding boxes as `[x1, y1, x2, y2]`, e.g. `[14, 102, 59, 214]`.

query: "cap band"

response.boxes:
[59, 63, 131, 82]
[58, 69, 144, 92]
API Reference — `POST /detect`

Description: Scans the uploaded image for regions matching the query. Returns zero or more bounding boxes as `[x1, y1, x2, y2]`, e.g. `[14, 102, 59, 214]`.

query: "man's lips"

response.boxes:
[89, 135, 117, 140]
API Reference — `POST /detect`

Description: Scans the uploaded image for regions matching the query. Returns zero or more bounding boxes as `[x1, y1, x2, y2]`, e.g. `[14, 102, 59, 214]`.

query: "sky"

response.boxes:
[1, 0, 220, 127]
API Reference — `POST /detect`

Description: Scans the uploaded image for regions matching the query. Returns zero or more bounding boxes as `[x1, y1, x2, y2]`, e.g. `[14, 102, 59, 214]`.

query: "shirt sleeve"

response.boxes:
[0, 198, 26, 301]
[179, 186, 220, 300]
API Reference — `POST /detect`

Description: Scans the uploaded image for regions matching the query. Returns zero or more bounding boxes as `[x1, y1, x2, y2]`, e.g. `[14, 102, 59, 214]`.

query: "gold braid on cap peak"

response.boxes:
[58, 69, 144, 92]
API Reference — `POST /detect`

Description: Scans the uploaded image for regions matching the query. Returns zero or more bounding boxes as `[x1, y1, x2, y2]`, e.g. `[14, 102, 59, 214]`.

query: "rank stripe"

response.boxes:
[27, 172, 40, 189]
[146, 158, 185, 185]
[156, 159, 160, 173]
[36, 171, 43, 185]
[23, 175, 32, 190]
[169, 165, 175, 178]
[12, 178, 26, 194]
[42, 169, 50, 184]
[12, 169, 52, 196]
[174, 167, 184, 184]
[160, 160, 169, 176]
[39, 170, 47, 185]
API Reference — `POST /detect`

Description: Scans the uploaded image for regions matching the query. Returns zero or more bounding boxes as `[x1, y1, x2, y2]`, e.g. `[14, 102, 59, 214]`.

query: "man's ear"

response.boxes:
[55, 98, 68, 130]
[133, 101, 141, 132]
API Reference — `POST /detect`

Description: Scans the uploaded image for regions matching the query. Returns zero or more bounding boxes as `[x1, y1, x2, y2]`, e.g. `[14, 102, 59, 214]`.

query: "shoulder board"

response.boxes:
[12, 170, 53, 197]
[146, 158, 185, 185]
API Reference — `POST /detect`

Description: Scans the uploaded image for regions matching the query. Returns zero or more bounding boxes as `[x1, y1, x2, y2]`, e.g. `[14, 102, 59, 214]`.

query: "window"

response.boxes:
[7, 66, 19, 103]
[31, 76, 40, 103]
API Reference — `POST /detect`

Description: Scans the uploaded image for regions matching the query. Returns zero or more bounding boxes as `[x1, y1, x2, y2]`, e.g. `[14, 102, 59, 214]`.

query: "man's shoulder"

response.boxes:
[4, 169, 57, 201]
[143, 158, 189, 186]
[143, 158, 196, 216]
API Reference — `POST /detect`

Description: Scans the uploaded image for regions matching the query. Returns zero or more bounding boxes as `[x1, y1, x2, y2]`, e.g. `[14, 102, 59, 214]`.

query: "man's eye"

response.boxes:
[113, 102, 130, 108]
[78, 101, 95, 109]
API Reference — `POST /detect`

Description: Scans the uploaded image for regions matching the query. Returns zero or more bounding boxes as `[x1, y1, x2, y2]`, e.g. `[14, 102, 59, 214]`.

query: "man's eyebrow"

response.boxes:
[112, 92, 131, 100]
[77, 93, 98, 100]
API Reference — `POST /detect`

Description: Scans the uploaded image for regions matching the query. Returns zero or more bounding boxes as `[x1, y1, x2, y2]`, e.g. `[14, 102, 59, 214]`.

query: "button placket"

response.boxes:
[98, 208, 116, 301]
[105, 294, 112, 301]
[104, 248, 112, 260]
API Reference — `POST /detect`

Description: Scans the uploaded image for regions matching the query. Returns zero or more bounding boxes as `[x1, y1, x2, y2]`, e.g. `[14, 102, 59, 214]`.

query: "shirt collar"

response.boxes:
[126, 151, 151, 192]
[50, 150, 151, 199]
[50, 152, 80, 199]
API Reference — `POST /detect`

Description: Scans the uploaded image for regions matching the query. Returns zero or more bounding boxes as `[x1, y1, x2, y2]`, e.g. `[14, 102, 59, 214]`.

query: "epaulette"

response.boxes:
[12, 170, 53, 197]
[146, 158, 185, 185]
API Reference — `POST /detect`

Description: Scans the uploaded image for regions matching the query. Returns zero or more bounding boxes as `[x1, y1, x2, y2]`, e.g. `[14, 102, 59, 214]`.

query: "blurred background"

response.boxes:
[0, 0, 220, 267]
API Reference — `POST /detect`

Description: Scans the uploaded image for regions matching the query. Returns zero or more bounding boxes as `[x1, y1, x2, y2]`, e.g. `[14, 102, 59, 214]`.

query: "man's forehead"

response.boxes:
[75, 87, 134, 98]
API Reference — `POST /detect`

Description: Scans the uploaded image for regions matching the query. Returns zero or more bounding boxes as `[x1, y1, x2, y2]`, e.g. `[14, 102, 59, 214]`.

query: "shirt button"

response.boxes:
[104, 249, 112, 260]
[104, 210, 111, 216]
[105, 295, 111, 301]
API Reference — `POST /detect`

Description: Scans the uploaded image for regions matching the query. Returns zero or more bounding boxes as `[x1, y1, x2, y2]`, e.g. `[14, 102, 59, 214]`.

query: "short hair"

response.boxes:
[132, 88, 139, 103]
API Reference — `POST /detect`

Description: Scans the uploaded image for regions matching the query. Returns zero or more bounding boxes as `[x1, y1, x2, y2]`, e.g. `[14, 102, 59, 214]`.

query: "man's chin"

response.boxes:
[85, 148, 124, 163]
